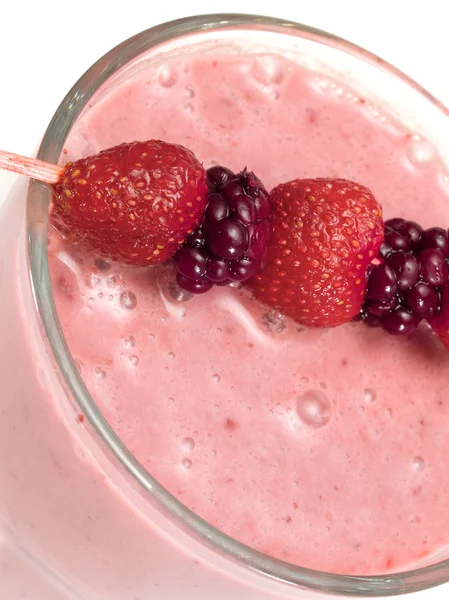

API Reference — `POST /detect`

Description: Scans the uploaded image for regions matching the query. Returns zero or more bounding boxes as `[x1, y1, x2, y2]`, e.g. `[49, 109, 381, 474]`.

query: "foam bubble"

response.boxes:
[182, 437, 195, 451]
[252, 56, 286, 86]
[129, 355, 139, 367]
[182, 458, 192, 469]
[157, 64, 178, 88]
[412, 456, 426, 471]
[407, 136, 436, 168]
[120, 291, 137, 310]
[212, 374, 221, 383]
[123, 336, 136, 349]
[94, 367, 106, 380]
[261, 311, 286, 334]
[296, 390, 331, 428]
[364, 388, 376, 403]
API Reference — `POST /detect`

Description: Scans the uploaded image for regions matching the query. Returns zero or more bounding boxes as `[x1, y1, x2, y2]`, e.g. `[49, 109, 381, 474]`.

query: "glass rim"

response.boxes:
[28, 12, 449, 596]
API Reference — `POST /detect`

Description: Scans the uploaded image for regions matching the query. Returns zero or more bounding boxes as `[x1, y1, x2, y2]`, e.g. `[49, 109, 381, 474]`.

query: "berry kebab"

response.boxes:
[1, 139, 449, 348]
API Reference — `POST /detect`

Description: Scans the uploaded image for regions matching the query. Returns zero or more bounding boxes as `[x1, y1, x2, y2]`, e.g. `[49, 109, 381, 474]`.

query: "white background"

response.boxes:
[0, 0, 448, 598]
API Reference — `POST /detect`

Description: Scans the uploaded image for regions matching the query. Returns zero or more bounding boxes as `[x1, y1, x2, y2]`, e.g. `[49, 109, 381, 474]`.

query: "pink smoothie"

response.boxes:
[49, 52, 449, 576]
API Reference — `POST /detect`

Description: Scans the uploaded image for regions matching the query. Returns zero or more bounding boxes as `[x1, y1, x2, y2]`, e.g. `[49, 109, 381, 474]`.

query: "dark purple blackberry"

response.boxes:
[360, 217, 449, 336]
[174, 166, 272, 294]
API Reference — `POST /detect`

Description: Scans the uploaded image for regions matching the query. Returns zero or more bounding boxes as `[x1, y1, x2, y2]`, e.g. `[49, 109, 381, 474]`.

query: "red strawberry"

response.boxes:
[247, 178, 384, 327]
[52, 140, 208, 266]
[429, 284, 449, 349]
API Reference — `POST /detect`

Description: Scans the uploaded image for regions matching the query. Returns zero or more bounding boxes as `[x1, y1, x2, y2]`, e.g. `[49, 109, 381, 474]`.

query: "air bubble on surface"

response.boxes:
[129, 355, 139, 367]
[120, 290, 137, 310]
[252, 56, 286, 85]
[296, 390, 331, 429]
[182, 458, 192, 469]
[94, 368, 106, 380]
[412, 456, 425, 471]
[182, 437, 195, 451]
[407, 136, 436, 168]
[261, 311, 286, 334]
[157, 64, 178, 88]
[123, 336, 136, 349]
[364, 388, 376, 403]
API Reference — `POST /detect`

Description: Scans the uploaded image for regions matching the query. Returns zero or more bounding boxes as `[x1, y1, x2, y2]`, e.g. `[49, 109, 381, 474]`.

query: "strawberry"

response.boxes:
[429, 284, 449, 350]
[52, 140, 208, 266]
[247, 178, 384, 327]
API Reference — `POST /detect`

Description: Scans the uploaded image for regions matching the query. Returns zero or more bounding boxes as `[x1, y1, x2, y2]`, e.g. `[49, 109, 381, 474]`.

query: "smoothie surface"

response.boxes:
[49, 52, 449, 575]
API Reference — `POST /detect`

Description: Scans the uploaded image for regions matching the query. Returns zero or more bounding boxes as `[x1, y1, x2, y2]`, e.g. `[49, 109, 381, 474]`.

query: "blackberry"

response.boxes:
[361, 219, 449, 334]
[174, 166, 272, 294]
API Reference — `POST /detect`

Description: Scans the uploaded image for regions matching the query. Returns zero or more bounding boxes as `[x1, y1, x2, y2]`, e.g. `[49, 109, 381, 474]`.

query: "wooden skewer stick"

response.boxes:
[0, 149, 64, 184]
